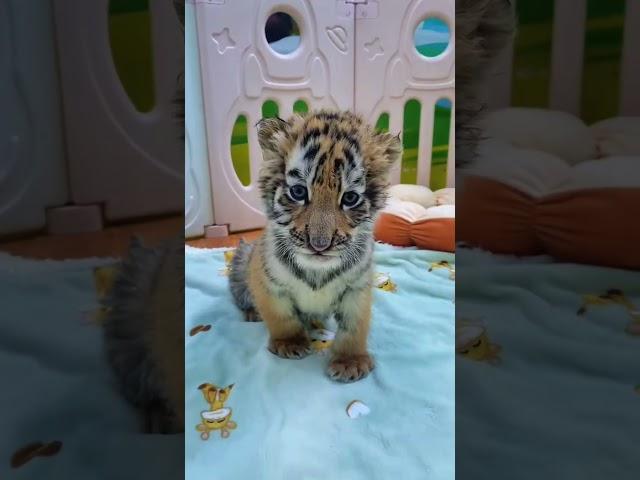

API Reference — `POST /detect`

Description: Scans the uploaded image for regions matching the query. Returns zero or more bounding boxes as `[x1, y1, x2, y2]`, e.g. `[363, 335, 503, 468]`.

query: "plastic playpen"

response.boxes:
[187, 0, 639, 237]
[2, 1, 637, 239]
[486, 0, 639, 120]
[0, 0, 183, 237]
[186, 0, 456, 236]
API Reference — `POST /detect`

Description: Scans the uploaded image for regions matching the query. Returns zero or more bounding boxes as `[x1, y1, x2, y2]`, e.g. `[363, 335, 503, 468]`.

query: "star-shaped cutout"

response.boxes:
[212, 28, 235, 54]
[364, 37, 383, 61]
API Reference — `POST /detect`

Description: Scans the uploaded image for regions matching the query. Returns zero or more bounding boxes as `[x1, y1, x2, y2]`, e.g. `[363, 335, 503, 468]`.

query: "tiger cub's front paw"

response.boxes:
[327, 354, 374, 383]
[268, 336, 311, 359]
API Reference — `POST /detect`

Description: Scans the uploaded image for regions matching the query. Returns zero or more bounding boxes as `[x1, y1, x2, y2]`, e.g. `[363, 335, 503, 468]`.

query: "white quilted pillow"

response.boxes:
[479, 107, 597, 165]
[590, 117, 640, 158]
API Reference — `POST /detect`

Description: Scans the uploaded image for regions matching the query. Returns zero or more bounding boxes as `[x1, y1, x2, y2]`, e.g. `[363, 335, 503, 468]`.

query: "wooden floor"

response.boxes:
[186, 229, 262, 249]
[0, 216, 183, 260]
[0, 215, 262, 260]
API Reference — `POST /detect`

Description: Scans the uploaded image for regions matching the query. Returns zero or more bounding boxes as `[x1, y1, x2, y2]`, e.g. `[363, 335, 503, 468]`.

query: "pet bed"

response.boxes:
[374, 185, 455, 252]
[458, 108, 640, 269]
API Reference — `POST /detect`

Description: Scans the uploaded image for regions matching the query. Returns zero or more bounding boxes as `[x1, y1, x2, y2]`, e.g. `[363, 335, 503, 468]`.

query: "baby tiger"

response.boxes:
[229, 110, 401, 383]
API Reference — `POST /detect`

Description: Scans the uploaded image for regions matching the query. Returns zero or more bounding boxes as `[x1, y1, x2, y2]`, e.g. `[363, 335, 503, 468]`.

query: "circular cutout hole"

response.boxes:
[414, 17, 450, 58]
[265, 12, 301, 54]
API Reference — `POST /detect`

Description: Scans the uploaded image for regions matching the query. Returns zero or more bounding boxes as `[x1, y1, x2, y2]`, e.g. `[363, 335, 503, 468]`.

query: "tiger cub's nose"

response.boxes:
[308, 234, 332, 253]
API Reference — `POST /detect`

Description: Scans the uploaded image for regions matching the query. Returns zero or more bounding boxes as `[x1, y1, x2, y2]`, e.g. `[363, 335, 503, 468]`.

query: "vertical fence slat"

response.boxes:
[248, 105, 263, 197]
[279, 101, 294, 120]
[446, 102, 455, 187]
[549, 0, 587, 115]
[620, 0, 640, 115]
[416, 100, 434, 187]
[389, 106, 404, 185]
[150, 0, 182, 111]
[487, 37, 515, 111]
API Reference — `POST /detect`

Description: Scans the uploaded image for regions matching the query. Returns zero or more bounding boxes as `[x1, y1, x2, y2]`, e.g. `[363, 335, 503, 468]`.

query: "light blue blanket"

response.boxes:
[456, 248, 640, 479]
[0, 253, 183, 479]
[185, 244, 455, 480]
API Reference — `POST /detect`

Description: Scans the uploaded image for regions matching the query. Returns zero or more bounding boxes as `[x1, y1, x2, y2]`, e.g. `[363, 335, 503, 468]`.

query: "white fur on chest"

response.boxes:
[290, 276, 343, 314]
[267, 256, 345, 315]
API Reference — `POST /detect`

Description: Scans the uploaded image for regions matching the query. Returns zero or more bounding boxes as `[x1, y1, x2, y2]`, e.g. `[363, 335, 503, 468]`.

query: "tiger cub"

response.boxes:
[230, 110, 401, 383]
[455, 0, 515, 165]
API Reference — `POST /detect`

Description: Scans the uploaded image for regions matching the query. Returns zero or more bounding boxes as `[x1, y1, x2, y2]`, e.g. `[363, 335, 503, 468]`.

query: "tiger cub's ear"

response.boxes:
[256, 117, 294, 160]
[373, 132, 402, 174]
[360, 130, 402, 212]
[367, 131, 402, 177]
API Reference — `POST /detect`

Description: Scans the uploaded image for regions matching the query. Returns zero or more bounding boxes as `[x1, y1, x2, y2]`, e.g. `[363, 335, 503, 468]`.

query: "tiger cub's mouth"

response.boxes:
[298, 247, 341, 260]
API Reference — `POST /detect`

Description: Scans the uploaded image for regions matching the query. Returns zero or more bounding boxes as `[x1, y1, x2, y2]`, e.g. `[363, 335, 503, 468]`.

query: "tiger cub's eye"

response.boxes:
[341, 191, 360, 208]
[289, 185, 307, 202]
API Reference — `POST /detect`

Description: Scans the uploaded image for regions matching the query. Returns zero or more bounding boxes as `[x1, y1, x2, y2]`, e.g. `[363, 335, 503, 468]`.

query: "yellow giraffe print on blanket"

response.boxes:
[456, 320, 501, 364]
[429, 260, 455, 280]
[218, 249, 236, 276]
[84, 264, 119, 325]
[375, 272, 397, 292]
[577, 289, 640, 335]
[196, 383, 237, 440]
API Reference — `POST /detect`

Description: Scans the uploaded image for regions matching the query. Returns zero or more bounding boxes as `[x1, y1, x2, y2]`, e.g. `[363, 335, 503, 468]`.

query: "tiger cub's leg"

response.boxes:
[247, 250, 310, 359]
[328, 287, 374, 382]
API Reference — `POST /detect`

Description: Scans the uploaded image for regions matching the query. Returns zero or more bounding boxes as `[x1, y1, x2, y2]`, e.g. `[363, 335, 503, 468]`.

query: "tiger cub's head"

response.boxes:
[456, 0, 515, 165]
[257, 110, 401, 269]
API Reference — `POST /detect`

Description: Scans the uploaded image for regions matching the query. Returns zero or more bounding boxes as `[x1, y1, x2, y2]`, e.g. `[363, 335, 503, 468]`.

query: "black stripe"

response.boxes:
[317, 112, 339, 122]
[292, 303, 318, 326]
[302, 128, 321, 147]
[287, 168, 302, 179]
[364, 180, 387, 211]
[263, 262, 286, 288]
[260, 255, 287, 295]
[304, 144, 320, 163]
[311, 152, 327, 185]
[344, 149, 355, 170]
[348, 212, 370, 227]
[273, 237, 312, 286]
[344, 135, 361, 154]
[334, 286, 352, 308]
[333, 157, 344, 177]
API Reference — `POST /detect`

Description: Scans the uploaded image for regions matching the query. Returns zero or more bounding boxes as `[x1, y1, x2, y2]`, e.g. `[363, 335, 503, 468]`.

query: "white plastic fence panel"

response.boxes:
[196, 0, 355, 232]
[486, 0, 640, 118]
[354, 0, 455, 187]
[185, 1, 214, 238]
[620, 0, 640, 115]
[549, 0, 587, 115]
[52, 0, 183, 221]
[0, 0, 69, 236]
[485, 35, 515, 111]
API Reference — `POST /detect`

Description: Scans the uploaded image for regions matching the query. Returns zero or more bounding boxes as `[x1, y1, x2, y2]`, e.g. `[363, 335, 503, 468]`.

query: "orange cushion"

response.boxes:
[374, 201, 455, 252]
[458, 155, 640, 269]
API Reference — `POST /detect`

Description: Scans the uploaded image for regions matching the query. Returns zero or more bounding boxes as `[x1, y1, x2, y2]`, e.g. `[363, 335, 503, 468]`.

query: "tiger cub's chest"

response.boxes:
[286, 279, 343, 315]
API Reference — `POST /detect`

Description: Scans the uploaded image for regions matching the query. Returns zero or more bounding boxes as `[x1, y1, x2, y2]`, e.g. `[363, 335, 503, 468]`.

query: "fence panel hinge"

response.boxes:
[188, 0, 225, 5]
[338, 0, 378, 19]
[352, 0, 378, 19]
